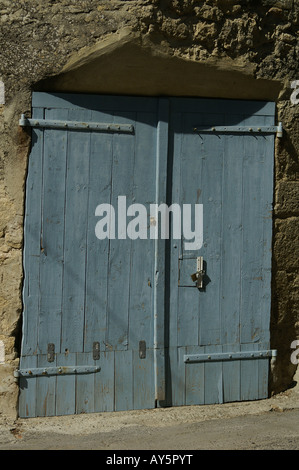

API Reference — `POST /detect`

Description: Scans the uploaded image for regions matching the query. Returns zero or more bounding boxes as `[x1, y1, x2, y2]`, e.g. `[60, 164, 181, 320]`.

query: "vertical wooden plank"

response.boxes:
[76, 352, 95, 414]
[220, 129, 243, 347]
[114, 350, 133, 411]
[153, 99, 169, 402]
[198, 122, 224, 347]
[258, 170, 273, 390]
[222, 343, 241, 403]
[36, 354, 56, 417]
[185, 346, 205, 406]
[128, 237, 154, 347]
[239, 115, 273, 350]
[18, 355, 37, 418]
[204, 345, 223, 404]
[165, 347, 186, 407]
[133, 349, 155, 410]
[84, 110, 114, 352]
[177, 119, 200, 347]
[22, 108, 44, 356]
[240, 343, 259, 401]
[240, 118, 266, 345]
[61, 109, 91, 353]
[128, 113, 157, 352]
[56, 352, 76, 416]
[106, 112, 135, 351]
[167, 110, 181, 354]
[260, 131, 274, 347]
[258, 360, 270, 399]
[258, 349, 270, 399]
[177, 286, 200, 348]
[94, 351, 114, 412]
[38, 108, 68, 354]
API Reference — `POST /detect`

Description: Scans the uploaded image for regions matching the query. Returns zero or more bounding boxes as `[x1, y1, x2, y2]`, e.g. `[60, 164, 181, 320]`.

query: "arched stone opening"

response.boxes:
[35, 27, 282, 101]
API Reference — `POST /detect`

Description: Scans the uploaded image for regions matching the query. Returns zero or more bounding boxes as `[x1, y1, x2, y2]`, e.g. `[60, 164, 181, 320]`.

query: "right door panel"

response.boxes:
[165, 98, 275, 406]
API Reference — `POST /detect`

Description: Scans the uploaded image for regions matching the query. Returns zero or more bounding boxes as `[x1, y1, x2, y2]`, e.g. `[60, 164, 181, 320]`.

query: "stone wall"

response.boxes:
[0, 0, 298, 417]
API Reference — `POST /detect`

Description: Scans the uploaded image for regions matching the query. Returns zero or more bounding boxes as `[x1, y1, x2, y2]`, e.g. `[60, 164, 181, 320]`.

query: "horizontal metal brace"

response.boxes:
[14, 365, 101, 378]
[184, 349, 277, 363]
[19, 114, 134, 134]
[193, 123, 283, 138]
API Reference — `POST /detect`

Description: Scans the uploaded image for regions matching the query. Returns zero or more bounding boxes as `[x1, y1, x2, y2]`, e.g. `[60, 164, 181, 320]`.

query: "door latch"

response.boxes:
[191, 257, 205, 289]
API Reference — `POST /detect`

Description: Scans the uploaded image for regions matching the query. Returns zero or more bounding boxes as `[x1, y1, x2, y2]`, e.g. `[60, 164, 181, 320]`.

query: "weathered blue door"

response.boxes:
[165, 99, 276, 406]
[18, 93, 276, 417]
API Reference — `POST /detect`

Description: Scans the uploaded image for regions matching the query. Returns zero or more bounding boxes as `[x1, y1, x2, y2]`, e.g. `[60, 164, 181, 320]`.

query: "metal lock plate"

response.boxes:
[47, 343, 55, 363]
[196, 256, 203, 273]
[139, 340, 146, 359]
[93, 341, 100, 360]
[196, 272, 204, 289]
[190, 257, 205, 289]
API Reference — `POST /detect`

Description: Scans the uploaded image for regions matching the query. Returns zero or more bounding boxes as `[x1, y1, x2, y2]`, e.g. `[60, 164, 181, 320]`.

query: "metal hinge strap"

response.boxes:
[19, 115, 134, 134]
[14, 365, 101, 378]
[184, 349, 277, 363]
[193, 123, 283, 138]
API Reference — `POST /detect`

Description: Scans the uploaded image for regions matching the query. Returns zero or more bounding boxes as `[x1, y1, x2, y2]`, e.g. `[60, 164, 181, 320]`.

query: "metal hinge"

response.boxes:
[14, 365, 101, 378]
[184, 349, 277, 363]
[19, 114, 134, 134]
[193, 123, 283, 138]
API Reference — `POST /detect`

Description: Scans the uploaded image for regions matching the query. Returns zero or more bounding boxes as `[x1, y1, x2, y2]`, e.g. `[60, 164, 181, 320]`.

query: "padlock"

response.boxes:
[190, 257, 205, 289]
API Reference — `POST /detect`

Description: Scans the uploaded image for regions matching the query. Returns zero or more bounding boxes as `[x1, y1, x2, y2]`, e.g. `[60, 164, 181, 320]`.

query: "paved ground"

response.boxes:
[1, 383, 299, 451]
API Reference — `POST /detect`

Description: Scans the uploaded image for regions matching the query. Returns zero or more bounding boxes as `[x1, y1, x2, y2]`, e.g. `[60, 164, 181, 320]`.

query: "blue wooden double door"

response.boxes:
[19, 93, 275, 417]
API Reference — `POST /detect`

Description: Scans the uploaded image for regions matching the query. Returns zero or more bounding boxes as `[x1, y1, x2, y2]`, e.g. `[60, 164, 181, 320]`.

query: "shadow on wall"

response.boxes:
[34, 28, 283, 102]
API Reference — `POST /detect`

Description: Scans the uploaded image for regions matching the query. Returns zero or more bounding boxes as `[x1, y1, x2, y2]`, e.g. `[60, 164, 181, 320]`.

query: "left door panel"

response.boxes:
[20, 94, 159, 417]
